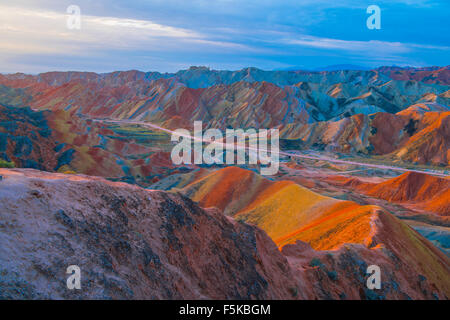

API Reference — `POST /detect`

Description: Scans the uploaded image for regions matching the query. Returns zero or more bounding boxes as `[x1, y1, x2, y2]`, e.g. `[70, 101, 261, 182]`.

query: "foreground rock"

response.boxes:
[0, 169, 449, 299]
[0, 168, 299, 299]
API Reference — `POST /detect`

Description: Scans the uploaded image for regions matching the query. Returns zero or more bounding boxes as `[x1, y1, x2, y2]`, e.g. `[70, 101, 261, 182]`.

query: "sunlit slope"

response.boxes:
[393, 111, 449, 166]
[1, 167, 448, 298]
[181, 167, 450, 295]
[182, 166, 284, 215]
[182, 166, 335, 215]
[181, 167, 377, 249]
[1, 68, 447, 133]
[357, 171, 450, 216]
[272, 202, 377, 249]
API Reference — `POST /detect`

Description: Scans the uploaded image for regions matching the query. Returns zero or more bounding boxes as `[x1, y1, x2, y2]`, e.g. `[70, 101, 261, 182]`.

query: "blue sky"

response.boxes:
[0, 0, 448, 73]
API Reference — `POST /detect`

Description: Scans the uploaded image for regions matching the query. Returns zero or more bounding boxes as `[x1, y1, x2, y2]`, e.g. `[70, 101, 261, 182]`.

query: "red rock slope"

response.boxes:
[177, 167, 450, 299]
[281, 109, 450, 166]
[0, 168, 448, 299]
[0, 168, 297, 299]
[356, 172, 450, 216]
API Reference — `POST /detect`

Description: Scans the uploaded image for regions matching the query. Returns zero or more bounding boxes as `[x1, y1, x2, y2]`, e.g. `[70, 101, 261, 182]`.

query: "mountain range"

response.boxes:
[0, 65, 449, 300]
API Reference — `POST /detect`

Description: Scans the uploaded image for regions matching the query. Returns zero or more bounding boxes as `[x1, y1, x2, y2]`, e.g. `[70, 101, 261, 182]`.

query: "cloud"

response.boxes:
[0, 1, 448, 73]
[86, 16, 200, 39]
[285, 36, 408, 53]
[0, 4, 247, 57]
[284, 35, 449, 54]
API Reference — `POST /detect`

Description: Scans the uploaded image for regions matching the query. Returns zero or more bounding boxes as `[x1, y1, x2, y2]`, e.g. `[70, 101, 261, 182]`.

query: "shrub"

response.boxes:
[0, 159, 15, 168]
[327, 270, 338, 281]
[309, 258, 324, 268]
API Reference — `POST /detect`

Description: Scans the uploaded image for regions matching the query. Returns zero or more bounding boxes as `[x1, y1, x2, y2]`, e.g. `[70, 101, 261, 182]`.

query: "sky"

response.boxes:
[0, 0, 448, 73]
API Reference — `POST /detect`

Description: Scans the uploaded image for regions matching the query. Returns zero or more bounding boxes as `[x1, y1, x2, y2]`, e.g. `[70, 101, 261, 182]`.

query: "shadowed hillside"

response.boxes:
[0, 168, 449, 299]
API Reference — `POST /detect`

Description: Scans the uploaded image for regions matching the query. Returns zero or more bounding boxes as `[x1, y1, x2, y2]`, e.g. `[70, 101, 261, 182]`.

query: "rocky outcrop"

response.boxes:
[0, 168, 298, 299]
[2, 168, 447, 300]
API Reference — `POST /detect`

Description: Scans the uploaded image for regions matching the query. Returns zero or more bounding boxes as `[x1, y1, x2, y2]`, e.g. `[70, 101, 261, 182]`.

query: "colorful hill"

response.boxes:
[0, 66, 449, 300]
[323, 170, 450, 217]
[377, 66, 450, 85]
[153, 166, 450, 298]
[282, 207, 450, 299]
[0, 67, 448, 168]
[0, 168, 299, 299]
[281, 109, 450, 166]
[175, 167, 400, 251]
[0, 67, 447, 126]
[0, 103, 183, 186]
[1, 168, 449, 299]
[356, 172, 450, 216]
[180, 167, 331, 212]
[0, 104, 70, 171]
[45, 109, 178, 185]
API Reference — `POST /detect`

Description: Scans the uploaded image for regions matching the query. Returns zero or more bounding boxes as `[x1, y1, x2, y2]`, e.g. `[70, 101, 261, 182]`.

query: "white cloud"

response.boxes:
[284, 35, 449, 54]
[0, 4, 247, 58]
[285, 36, 408, 53]
[0, 2, 447, 73]
[86, 16, 200, 39]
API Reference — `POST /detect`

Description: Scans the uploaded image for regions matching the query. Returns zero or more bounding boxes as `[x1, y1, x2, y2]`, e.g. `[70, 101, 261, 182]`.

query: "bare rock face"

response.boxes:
[0, 169, 298, 299]
[0, 169, 448, 300]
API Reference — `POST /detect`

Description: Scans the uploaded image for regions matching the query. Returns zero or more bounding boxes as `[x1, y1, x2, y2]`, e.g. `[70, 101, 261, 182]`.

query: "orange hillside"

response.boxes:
[356, 171, 450, 216]
[181, 166, 380, 250]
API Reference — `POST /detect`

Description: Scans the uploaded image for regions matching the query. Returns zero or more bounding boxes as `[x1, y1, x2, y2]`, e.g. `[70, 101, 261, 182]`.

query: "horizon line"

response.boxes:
[1, 64, 449, 76]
